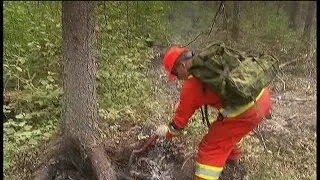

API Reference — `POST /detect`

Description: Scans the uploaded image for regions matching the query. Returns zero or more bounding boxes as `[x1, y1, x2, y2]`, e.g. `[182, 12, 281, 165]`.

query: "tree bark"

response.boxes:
[288, 1, 300, 30]
[302, 1, 316, 42]
[62, 1, 116, 179]
[231, 1, 240, 40]
[33, 2, 117, 180]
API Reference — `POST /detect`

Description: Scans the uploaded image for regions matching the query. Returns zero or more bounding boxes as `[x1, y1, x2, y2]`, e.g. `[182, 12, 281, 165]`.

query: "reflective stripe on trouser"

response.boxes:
[195, 162, 222, 180]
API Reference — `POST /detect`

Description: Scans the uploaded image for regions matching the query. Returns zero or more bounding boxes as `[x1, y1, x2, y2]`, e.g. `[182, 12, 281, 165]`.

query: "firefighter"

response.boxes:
[155, 46, 272, 180]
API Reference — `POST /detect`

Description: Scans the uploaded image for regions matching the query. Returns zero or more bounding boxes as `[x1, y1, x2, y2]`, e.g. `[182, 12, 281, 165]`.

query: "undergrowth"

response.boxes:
[4, 1, 316, 180]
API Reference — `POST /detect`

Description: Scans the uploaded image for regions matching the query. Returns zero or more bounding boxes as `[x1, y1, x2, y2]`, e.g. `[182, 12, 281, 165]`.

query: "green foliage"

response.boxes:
[4, 70, 61, 176]
[95, 2, 169, 113]
[4, 1, 62, 90]
[241, 2, 290, 41]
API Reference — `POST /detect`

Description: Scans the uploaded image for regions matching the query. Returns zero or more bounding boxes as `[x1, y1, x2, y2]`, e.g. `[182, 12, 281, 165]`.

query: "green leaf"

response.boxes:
[47, 75, 54, 82]
[43, 132, 52, 139]
[35, 100, 44, 106]
[16, 66, 22, 72]
[46, 84, 53, 90]
[40, 79, 48, 85]
[24, 113, 32, 120]
[18, 121, 26, 127]
[18, 57, 25, 64]
[5, 127, 15, 135]
[15, 114, 24, 119]
[23, 125, 32, 131]
[28, 138, 38, 146]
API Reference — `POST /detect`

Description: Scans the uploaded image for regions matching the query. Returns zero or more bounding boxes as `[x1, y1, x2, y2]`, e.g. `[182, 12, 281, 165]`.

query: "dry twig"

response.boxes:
[222, 2, 229, 41]
[183, 32, 204, 47]
[276, 97, 313, 102]
[279, 58, 299, 69]
[207, 1, 224, 36]
[181, 152, 195, 170]
[275, 74, 286, 91]
[252, 126, 268, 152]
[182, 1, 223, 47]
[285, 114, 298, 121]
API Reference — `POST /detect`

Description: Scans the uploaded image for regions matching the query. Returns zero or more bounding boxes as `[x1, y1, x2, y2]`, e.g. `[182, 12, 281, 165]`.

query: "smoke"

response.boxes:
[166, 1, 222, 51]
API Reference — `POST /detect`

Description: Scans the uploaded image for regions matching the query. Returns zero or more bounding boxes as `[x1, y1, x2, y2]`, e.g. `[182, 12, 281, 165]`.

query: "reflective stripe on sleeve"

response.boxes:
[195, 162, 223, 180]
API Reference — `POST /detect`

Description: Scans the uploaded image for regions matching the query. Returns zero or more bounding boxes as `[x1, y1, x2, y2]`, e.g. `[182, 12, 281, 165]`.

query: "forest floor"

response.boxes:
[11, 45, 316, 180]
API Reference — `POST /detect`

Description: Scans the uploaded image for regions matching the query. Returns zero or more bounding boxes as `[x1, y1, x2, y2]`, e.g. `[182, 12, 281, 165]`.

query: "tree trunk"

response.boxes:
[288, 1, 300, 30]
[33, 2, 117, 180]
[231, 1, 240, 40]
[302, 1, 316, 42]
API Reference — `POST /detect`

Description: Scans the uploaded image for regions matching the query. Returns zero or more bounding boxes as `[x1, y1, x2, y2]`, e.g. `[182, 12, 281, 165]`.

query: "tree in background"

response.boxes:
[302, 1, 316, 42]
[231, 1, 240, 40]
[288, 1, 300, 30]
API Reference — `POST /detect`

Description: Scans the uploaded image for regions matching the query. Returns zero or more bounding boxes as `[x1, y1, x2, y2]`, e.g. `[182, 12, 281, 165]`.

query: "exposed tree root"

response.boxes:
[31, 133, 117, 180]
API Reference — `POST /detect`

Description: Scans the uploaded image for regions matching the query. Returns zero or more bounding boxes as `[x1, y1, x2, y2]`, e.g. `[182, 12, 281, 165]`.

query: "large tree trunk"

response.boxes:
[302, 1, 316, 42]
[32, 2, 117, 180]
[231, 1, 240, 40]
[288, 1, 300, 30]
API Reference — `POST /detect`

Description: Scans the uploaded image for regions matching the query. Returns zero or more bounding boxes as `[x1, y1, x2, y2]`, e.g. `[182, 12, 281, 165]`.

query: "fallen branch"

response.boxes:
[182, 32, 203, 47]
[182, 1, 223, 47]
[285, 113, 298, 121]
[276, 97, 313, 102]
[275, 74, 286, 91]
[252, 126, 268, 152]
[165, 34, 172, 47]
[181, 152, 195, 170]
[206, 1, 224, 36]
[222, 2, 229, 40]
[279, 58, 299, 69]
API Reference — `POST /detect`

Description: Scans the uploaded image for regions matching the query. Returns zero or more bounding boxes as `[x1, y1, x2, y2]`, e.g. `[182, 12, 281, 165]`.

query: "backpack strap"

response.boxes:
[200, 83, 212, 127]
[200, 105, 210, 127]
[200, 82, 209, 127]
[252, 98, 267, 121]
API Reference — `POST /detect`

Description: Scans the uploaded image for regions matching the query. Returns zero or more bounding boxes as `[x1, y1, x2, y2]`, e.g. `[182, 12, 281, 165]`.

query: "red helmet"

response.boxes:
[163, 46, 189, 80]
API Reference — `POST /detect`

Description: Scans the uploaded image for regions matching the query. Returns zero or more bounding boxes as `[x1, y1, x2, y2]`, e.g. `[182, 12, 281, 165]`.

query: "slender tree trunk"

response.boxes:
[276, 1, 282, 15]
[302, 1, 316, 42]
[231, 1, 240, 40]
[288, 1, 300, 30]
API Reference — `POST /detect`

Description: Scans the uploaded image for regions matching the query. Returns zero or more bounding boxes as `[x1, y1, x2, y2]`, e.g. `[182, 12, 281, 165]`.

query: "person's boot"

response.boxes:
[225, 158, 239, 167]
[226, 147, 242, 167]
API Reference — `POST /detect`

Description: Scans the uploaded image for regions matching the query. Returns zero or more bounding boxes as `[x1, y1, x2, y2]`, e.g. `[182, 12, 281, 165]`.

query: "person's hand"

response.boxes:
[155, 125, 175, 139]
[155, 125, 169, 137]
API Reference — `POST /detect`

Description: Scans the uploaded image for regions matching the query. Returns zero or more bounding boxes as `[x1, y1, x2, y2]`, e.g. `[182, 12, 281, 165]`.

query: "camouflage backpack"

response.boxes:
[188, 41, 279, 110]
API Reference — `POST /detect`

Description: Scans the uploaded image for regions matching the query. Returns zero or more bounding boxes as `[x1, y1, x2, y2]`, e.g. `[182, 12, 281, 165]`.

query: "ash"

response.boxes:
[129, 139, 181, 180]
